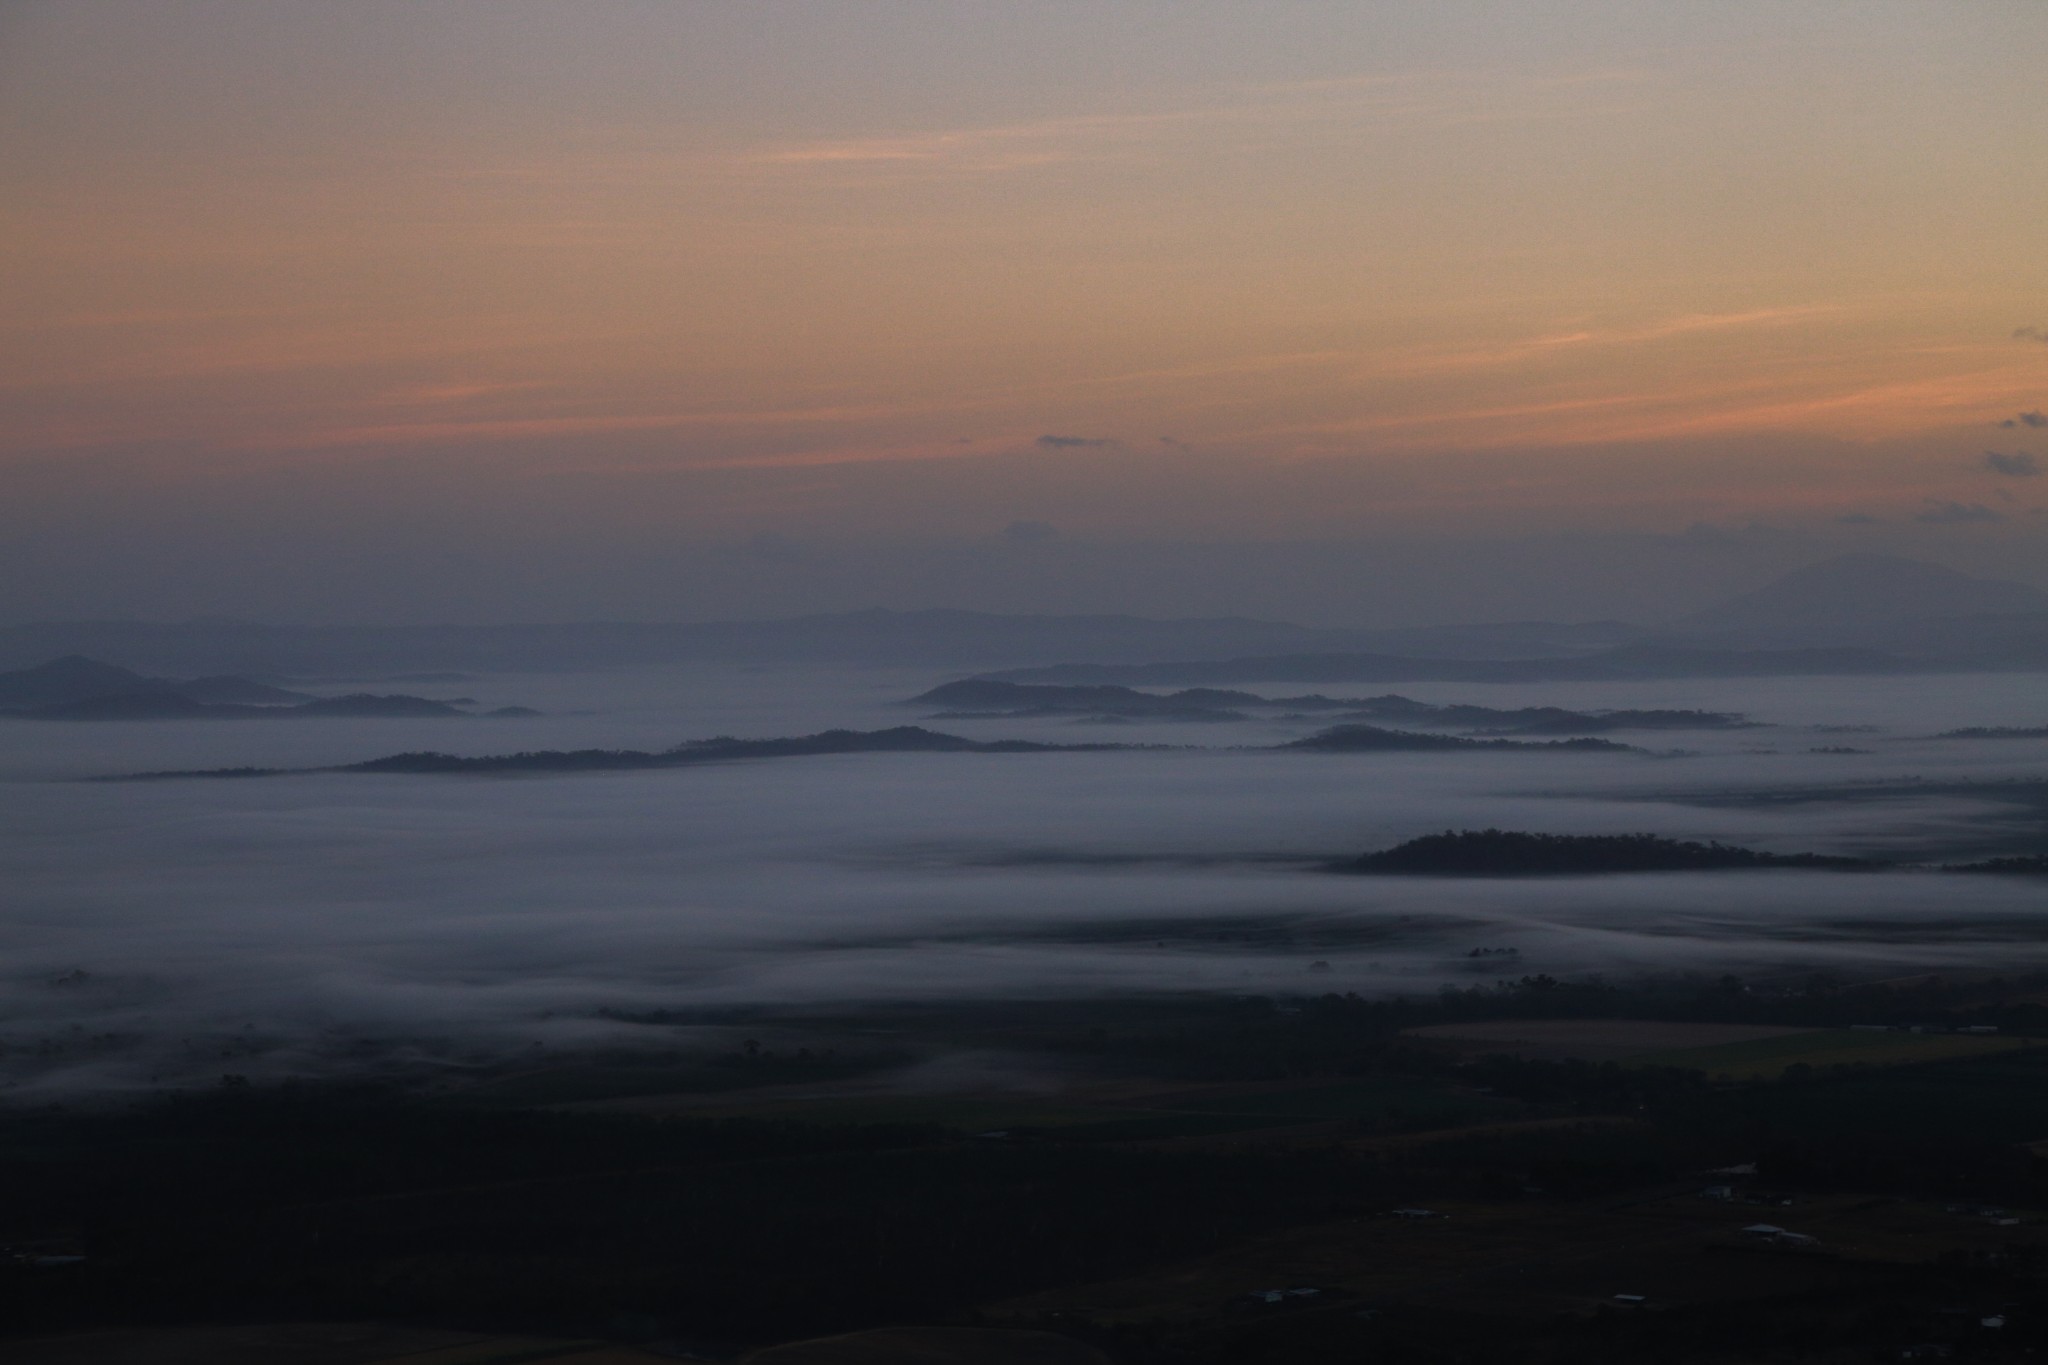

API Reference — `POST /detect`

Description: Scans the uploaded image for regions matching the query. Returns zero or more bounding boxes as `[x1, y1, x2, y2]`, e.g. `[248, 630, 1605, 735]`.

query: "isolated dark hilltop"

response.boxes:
[1337, 829, 1887, 875]
[0, 655, 525, 720]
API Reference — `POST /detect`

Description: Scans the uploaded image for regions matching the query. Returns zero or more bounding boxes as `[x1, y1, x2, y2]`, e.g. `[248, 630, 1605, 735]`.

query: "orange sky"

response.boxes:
[2, 2, 2045, 619]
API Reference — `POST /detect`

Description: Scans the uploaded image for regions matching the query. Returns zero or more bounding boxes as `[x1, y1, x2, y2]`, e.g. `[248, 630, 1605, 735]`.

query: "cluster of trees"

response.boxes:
[1340, 829, 1883, 875]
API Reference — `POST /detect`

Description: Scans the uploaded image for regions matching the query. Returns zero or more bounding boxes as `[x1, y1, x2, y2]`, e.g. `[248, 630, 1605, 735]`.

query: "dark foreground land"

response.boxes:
[14, 973, 2048, 1363]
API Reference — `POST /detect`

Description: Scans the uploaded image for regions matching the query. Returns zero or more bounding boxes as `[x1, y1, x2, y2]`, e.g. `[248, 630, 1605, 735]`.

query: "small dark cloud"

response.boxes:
[1997, 410, 2048, 429]
[1835, 513, 1881, 525]
[1002, 519, 1057, 543]
[1035, 435, 1117, 449]
[1158, 436, 1192, 451]
[1984, 451, 2042, 478]
[2017, 327, 2048, 344]
[1915, 499, 2003, 525]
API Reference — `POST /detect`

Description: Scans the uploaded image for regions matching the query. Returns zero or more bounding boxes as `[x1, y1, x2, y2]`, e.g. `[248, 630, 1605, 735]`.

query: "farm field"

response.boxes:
[1403, 1019, 1818, 1060]
[1632, 1029, 2028, 1080]
[983, 1189, 2048, 1329]
[1403, 1018, 2029, 1078]
[0, 1323, 670, 1365]
[573, 1073, 1524, 1141]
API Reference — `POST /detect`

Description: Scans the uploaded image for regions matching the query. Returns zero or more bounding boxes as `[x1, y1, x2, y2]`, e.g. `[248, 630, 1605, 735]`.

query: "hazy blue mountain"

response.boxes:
[989, 644, 1905, 687]
[0, 655, 312, 711]
[1680, 554, 2048, 640]
[0, 611, 1652, 676]
[16, 691, 475, 721]
[0, 655, 165, 708]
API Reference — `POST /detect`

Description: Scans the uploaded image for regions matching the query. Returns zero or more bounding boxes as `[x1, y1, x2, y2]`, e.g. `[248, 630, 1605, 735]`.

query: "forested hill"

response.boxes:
[120, 727, 1136, 779]
[1337, 829, 1887, 875]
[1281, 727, 1636, 753]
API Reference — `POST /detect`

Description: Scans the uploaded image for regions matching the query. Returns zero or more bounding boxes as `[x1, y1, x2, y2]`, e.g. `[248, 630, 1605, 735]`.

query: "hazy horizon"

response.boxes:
[6, 3, 2047, 627]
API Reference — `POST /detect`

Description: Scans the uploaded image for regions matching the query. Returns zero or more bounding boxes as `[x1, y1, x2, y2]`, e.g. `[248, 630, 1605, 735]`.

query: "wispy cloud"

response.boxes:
[1983, 450, 2041, 478]
[743, 67, 1651, 179]
[249, 401, 938, 452]
[1915, 499, 2002, 524]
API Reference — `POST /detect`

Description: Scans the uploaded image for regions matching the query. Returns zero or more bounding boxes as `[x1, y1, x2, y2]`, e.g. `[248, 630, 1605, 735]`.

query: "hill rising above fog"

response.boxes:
[0, 655, 512, 720]
[1338, 830, 1886, 875]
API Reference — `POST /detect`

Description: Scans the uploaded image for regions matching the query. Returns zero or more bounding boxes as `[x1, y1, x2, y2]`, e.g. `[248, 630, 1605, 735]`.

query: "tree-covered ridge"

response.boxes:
[118, 727, 1135, 779]
[1944, 854, 2048, 875]
[1339, 829, 1886, 875]
[1281, 726, 1636, 753]
[913, 678, 1751, 733]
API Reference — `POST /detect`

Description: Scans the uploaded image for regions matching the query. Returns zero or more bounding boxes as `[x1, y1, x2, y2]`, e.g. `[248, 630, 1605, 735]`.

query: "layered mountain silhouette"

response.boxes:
[981, 556, 2048, 686]
[1679, 554, 2048, 641]
[0, 655, 522, 720]
[908, 680, 1752, 733]
[1336, 830, 1886, 875]
[6, 555, 2044, 682]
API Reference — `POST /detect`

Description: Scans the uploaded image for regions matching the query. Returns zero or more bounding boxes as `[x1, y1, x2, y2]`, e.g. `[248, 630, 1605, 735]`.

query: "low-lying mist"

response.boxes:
[1, 665, 2043, 1095]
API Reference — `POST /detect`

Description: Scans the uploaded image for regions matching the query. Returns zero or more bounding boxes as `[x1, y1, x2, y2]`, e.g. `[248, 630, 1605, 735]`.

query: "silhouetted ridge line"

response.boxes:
[1944, 855, 2048, 876]
[1280, 726, 1637, 753]
[988, 644, 1908, 687]
[908, 680, 1752, 733]
[113, 727, 1139, 779]
[1335, 829, 1887, 875]
[346, 726, 1130, 773]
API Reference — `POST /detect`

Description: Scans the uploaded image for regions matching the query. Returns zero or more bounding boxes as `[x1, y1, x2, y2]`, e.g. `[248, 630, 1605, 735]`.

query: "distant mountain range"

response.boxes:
[1336, 830, 1886, 876]
[0, 655, 532, 721]
[0, 611, 1641, 676]
[1680, 553, 2048, 645]
[908, 680, 1754, 734]
[3, 554, 2044, 681]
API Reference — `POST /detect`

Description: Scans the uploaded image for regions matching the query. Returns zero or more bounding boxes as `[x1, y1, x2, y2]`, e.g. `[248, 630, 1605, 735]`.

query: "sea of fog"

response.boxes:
[1, 664, 2044, 1095]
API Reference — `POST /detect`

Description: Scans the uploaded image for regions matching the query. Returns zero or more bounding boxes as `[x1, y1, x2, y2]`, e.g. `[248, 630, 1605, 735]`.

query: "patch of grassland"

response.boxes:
[1629, 1028, 2025, 1080]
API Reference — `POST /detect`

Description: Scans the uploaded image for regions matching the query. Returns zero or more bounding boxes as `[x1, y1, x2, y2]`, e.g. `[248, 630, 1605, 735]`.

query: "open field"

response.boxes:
[1633, 1028, 2028, 1079]
[983, 1188, 2048, 1328]
[0, 1324, 670, 1365]
[579, 1073, 1524, 1143]
[1403, 1019, 1819, 1060]
[1404, 1018, 2030, 1079]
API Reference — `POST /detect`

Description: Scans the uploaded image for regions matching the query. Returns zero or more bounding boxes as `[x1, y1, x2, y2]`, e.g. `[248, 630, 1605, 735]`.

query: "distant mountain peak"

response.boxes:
[1682, 555, 2048, 633]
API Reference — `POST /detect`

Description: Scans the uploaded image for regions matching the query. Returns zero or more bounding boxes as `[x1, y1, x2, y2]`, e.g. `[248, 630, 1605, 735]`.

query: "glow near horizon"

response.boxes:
[3, 0, 2047, 545]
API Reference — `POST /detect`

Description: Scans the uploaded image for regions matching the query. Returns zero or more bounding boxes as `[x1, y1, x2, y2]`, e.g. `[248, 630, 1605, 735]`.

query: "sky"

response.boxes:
[4, 1, 2047, 624]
